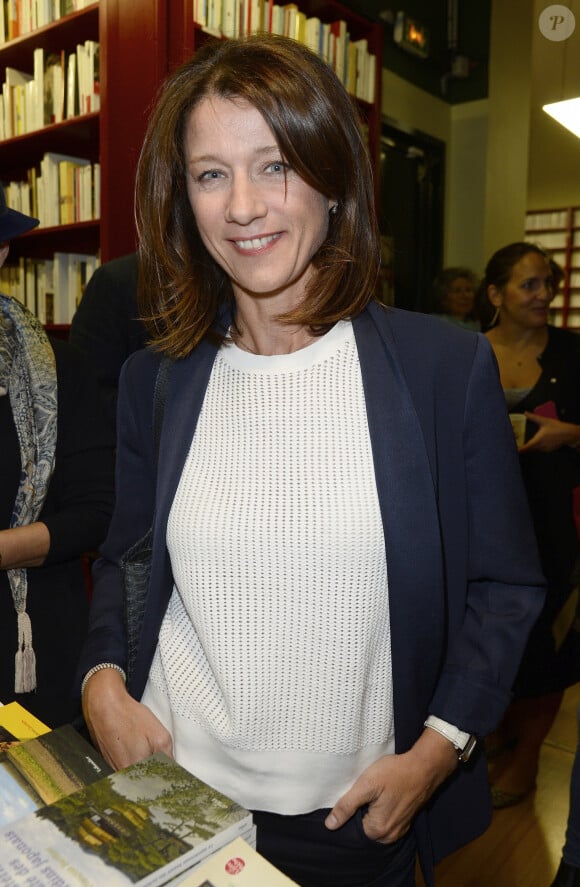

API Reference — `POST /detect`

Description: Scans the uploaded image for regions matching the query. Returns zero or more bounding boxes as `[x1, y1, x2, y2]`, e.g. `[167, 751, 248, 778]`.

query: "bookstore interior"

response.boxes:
[0, 1, 579, 884]
[0, 1, 579, 330]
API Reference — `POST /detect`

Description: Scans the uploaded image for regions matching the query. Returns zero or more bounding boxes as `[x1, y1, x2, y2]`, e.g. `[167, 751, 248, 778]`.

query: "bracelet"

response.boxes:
[81, 662, 126, 696]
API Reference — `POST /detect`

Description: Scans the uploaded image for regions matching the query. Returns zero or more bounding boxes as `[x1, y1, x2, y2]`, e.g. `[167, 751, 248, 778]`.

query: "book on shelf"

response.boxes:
[172, 836, 299, 885]
[52, 250, 99, 322]
[0, 722, 113, 829]
[44, 50, 66, 125]
[0, 751, 254, 887]
[2, 67, 33, 139]
[6, 0, 18, 40]
[66, 52, 78, 119]
[37, 151, 91, 227]
[0, 702, 50, 751]
[76, 40, 100, 115]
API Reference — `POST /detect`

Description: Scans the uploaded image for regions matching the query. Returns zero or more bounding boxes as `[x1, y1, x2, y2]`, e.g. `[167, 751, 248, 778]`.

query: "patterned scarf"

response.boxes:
[0, 295, 57, 693]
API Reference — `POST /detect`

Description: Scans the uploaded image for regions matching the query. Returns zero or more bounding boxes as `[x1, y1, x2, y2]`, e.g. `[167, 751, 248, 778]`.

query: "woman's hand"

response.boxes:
[520, 413, 580, 454]
[82, 667, 173, 770]
[324, 728, 458, 843]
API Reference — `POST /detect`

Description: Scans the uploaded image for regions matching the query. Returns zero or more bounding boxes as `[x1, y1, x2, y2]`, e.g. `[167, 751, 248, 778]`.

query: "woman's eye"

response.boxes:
[197, 169, 223, 182]
[266, 161, 288, 174]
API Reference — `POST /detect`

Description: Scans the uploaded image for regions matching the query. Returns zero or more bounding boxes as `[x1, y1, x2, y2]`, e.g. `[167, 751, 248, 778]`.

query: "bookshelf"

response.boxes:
[167, 0, 383, 208]
[525, 206, 580, 330]
[0, 0, 166, 324]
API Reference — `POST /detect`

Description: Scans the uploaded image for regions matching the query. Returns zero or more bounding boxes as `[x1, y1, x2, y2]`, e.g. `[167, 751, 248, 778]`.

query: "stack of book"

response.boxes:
[0, 705, 259, 886]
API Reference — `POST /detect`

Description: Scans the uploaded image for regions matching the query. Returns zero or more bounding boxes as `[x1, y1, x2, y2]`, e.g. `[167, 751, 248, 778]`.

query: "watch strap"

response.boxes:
[424, 715, 477, 762]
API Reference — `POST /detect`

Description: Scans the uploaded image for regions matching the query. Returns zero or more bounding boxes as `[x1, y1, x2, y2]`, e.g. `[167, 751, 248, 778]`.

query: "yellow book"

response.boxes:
[0, 701, 50, 748]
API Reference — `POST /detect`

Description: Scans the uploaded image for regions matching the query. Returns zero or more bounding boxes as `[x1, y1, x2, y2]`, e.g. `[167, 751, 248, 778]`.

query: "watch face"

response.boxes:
[459, 735, 477, 762]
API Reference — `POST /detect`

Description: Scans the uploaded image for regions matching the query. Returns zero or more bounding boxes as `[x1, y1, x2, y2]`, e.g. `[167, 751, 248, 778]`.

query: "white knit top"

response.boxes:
[141, 319, 395, 813]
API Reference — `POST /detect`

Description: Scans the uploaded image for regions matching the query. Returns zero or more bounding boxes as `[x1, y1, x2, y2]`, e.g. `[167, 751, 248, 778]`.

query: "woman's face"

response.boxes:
[492, 252, 554, 330]
[443, 276, 475, 318]
[184, 96, 334, 308]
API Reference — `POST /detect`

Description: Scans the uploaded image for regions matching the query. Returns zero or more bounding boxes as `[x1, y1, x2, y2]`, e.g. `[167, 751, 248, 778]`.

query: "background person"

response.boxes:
[0, 186, 115, 727]
[69, 252, 146, 431]
[79, 36, 545, 887]
[432, 266, 480, 330]
[478, 241, 580, 809]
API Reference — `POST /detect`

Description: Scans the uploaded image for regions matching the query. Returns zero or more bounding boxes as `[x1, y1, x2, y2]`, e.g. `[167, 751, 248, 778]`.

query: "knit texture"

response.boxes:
[145, 320, 394, 810]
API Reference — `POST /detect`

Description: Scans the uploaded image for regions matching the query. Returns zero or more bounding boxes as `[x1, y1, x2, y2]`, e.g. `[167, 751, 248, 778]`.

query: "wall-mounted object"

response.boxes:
[393, 11, 429, 59]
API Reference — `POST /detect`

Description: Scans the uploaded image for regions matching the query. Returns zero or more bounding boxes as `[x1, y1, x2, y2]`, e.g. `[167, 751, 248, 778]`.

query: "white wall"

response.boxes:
[446, 100, 488, 274]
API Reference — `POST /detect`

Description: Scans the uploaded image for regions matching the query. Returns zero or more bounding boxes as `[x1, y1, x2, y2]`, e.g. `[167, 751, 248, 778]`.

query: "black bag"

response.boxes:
[121, 357, 172, 685]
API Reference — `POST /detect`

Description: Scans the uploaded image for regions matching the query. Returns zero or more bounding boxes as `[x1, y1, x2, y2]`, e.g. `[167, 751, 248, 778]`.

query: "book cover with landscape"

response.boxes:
[0, 723, 112, 828]
[0, 752, 253, 887]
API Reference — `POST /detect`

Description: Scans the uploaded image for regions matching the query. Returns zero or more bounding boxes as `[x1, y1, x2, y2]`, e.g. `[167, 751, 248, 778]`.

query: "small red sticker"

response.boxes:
[225, 856, 246, 874]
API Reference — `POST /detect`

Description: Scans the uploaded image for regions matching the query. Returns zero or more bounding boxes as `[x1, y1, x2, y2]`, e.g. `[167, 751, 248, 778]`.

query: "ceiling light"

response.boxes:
[543, 97, 580, 138]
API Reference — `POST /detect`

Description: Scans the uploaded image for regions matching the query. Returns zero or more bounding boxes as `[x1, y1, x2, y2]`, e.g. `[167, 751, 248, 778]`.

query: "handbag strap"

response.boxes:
[152, 356, 172, 467]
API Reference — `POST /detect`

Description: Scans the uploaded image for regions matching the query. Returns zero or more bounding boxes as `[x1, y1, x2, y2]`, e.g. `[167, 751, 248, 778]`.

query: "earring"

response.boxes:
[489, 305, 501, 327]
[329, 203, 338, 215]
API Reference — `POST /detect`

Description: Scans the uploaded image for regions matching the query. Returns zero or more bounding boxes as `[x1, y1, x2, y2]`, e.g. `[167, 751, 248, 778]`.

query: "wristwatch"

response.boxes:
[424, 715, 477, 763]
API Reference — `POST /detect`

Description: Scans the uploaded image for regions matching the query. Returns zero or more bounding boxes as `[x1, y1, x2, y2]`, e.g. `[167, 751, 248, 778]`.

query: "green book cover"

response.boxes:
[0, 723, 112, 828]
[0, 752, 253, 886]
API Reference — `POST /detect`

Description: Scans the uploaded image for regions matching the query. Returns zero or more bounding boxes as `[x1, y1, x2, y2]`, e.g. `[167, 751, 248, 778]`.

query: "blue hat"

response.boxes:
[0, 183, 39, 241]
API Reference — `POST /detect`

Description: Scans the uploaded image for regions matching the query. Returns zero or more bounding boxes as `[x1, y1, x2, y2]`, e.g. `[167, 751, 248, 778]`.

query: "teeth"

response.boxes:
[236, 234, 277, 250]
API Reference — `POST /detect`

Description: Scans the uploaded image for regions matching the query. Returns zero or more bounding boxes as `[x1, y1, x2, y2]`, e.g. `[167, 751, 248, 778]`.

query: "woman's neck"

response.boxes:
[233, 301, 317, 356]
[487, 321, 548, 351]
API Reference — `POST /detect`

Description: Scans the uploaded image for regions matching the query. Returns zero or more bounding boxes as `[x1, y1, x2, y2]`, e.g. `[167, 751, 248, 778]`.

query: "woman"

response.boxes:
[432, 266, 480, 330]
[478, 242, 580, 809]
[79, 36, 545, 887]
[0, 189, 115, 727]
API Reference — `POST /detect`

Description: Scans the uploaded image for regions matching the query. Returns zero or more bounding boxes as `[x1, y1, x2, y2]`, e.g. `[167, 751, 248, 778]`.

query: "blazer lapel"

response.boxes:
[353, 306, 445, 749]
[134, 337, 220, 694]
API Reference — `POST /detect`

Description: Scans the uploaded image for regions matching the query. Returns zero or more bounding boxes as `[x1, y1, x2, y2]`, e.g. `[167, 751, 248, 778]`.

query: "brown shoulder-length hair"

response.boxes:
[135, 34, 380, 358]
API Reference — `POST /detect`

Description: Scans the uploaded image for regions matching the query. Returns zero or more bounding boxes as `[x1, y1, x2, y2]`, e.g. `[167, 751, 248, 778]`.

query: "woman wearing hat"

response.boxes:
[0, 185, 115, 726]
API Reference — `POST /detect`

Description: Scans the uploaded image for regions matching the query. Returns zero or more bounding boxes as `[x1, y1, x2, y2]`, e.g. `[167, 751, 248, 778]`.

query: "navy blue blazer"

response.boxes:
[80, 302, 545, 880]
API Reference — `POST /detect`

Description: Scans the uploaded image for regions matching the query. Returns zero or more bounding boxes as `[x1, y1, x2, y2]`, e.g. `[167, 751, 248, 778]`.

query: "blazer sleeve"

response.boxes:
[76, 348, 160, 680]
[428, 334, 546, 735]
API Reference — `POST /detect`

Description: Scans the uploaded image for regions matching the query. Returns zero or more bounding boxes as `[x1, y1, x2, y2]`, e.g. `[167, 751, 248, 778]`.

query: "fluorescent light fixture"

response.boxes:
[543, 97, 580, 138]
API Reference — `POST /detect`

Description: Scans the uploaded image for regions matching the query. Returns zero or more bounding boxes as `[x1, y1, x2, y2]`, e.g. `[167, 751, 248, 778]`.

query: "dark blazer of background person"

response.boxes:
[0, 337, 115, 726]
[78, 301, 545, 881]
[69, 253, 147, 430]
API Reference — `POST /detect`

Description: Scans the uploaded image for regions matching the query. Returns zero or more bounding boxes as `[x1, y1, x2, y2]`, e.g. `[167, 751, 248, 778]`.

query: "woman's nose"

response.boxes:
[225, 176, 267, 224]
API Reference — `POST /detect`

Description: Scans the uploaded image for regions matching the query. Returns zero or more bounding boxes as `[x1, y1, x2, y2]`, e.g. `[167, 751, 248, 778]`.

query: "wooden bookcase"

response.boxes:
[525, 207, 580, 330]
[0, 0, 167, 268]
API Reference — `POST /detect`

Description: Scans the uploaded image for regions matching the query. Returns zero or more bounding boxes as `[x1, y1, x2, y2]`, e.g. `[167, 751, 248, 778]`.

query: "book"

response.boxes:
[0, 751, 254, 887]
[173, 837, 299, 885]
[0, 723, 112, 828]
[0, 702, 50, 751]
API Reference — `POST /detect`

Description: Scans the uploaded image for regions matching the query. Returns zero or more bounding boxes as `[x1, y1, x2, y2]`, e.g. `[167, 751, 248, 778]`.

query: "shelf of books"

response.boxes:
[168, 0, 383, 205]
[0, 0, 166, 328]
[525, 206, 580, 331]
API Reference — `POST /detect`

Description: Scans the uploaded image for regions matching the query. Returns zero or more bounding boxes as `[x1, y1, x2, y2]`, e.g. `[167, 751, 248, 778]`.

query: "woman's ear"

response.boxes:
[0, 243, 10, 269]
[487, 284, 502, 308]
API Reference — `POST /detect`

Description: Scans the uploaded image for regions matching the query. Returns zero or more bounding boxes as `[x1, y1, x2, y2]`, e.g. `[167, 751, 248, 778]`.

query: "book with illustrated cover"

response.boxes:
[0, 751, 254, 886]
[172, 837, 298, 885]
[0, 722, 112, 828]
[0, 701, 50, 751]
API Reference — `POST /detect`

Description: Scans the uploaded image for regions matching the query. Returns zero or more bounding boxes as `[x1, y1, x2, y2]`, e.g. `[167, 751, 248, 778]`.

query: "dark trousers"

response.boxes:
[254, 807, 417, 887]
